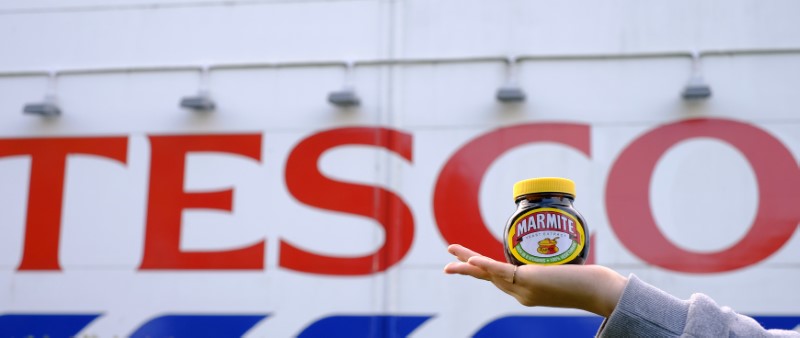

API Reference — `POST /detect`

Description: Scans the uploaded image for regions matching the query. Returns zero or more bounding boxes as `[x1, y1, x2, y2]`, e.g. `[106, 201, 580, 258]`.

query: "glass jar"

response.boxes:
[503, 177, 589, 265]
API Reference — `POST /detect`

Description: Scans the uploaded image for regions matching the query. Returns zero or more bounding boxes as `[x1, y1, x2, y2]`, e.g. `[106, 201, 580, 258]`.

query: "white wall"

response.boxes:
[1, 1, 799, 336]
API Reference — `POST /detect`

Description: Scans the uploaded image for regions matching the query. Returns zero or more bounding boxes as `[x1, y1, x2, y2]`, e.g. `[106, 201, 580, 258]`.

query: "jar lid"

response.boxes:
[513, 177, 576, 200]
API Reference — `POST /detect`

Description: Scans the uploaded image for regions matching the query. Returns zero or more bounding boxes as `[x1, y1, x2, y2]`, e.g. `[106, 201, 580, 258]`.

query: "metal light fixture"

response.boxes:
[24, 72, 61, 117]
[682, 51, 712, 100]
[496, 56, 526, 103]
[682, 76, 712, 99]
[496, 85, 526, 102]
[180, 91, 215, 111]
[328, 87, 360, 107]
[23, 96, 61, 117]
[328, 62, 360, 107]
[180, 66, 216, 111]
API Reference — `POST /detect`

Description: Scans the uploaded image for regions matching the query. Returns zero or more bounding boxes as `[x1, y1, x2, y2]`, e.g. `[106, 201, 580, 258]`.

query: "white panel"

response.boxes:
[0, 157, 30, 269]
[0, 0, 361, 11]
[60, 147, 146, 268]
[0, 1, 383, 69]
[703, 54, 800, 121]
[400, 0, 800, 56]
[396, 62, 508, 128]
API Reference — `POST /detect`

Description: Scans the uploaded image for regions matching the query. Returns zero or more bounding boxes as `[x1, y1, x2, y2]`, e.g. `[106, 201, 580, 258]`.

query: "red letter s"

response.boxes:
[281, 127, 414, 275]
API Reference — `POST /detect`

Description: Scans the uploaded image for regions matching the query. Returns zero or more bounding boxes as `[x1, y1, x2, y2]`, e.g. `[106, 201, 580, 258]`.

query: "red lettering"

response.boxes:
[281, 127, 414, 275]
[433, 123, 592, 261]
[0, 137, 128, 271]
[606, 118, 800, 273]
[139, 134, 264, 270]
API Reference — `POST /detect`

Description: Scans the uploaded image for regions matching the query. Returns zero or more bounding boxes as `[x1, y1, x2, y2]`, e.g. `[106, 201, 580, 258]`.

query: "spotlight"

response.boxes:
[682, 51, 711, 100]
[329, 62, 360, 107]
[24, 72, 61, 117]
[180, 66, 216, 111]
[180, 93, 216, 111]
[496, 85, 526, 102]
[497, 56, 526, 103]
[682, 76, 712, 100]
[23, 101, 61, 117]
[328, 88, 360, 107]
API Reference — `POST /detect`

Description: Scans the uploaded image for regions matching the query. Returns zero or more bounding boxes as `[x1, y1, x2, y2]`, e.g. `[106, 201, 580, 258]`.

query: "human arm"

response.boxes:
[600, 274, 800, 337]
[444, 244, 800, 337]
[443, 244, 627, 317]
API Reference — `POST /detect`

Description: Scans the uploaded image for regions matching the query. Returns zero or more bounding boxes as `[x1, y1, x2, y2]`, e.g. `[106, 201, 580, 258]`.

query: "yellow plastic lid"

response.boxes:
[513, 177, 576, 200]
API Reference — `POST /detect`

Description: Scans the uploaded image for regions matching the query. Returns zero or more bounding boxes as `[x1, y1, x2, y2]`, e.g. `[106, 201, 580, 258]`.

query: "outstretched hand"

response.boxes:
[443, 244, 627, 317]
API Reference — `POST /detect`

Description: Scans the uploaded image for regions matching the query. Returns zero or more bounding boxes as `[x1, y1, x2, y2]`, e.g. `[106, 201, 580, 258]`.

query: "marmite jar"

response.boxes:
[503, 177, 589, 266]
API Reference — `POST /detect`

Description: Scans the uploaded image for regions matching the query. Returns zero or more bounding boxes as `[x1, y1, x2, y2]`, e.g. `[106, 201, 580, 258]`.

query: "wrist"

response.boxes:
[591, 267, 627, 317]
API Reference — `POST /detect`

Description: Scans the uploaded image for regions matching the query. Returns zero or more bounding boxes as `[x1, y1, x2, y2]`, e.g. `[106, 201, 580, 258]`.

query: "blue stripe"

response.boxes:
[473, 315, 604, 337]
[298, 315, 433, 338]
[0, 314, 101, 338]
[129, 314, 267, 338]
[751, 316, 800, 331]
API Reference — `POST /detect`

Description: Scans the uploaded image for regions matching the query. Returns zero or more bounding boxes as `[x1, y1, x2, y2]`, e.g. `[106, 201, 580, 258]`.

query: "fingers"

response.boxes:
[443, 262, 490, 280]
[447, 244, 484, 263]
[444, 244, 514, 283]
[467, 256, 517, 284]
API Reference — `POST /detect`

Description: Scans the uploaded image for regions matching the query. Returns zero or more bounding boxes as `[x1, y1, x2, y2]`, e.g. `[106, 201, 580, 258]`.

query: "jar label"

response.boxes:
[507, 208, 585, 265]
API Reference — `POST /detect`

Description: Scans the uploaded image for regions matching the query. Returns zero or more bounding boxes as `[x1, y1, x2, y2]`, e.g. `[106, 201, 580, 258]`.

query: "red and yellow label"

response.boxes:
[507, 208, 585, 265]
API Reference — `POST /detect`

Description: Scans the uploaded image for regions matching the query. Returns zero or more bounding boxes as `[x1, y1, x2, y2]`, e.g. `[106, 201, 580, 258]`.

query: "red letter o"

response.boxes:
[606, 118, 800, 273]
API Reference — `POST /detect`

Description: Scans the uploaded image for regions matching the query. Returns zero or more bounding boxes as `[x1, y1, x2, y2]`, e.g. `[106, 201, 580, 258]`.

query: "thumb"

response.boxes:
[467, 256, 516, 284]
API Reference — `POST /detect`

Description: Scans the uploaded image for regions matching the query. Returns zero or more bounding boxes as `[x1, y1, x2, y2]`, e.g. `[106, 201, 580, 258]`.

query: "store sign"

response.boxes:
[2, 118, 797, 274]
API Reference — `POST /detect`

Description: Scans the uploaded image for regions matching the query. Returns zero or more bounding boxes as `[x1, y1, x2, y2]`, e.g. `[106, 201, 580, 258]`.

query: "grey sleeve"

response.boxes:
[596, 274, 800, 337]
